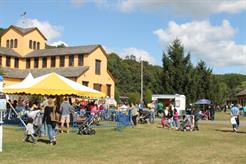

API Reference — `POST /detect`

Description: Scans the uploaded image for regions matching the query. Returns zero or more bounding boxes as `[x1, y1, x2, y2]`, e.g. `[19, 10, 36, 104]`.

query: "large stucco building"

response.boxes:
[0, 25, 115, 98]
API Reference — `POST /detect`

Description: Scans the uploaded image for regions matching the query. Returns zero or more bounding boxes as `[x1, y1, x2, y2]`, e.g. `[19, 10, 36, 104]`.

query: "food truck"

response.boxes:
[152, 94, 186, 115]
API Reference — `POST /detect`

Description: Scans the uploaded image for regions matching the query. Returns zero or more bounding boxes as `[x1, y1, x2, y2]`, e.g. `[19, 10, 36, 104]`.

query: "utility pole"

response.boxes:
[140, 58, 143, 102]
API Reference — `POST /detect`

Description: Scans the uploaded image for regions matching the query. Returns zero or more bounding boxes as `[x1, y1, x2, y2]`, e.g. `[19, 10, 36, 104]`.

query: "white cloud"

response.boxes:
[117, 0, 246, 15]
[103, 45, 156, 65]
[120, 48, 156, 64]
[50, 40, 68, 47]
[16, 18, 63, 41]
[153, 20, 246, 67]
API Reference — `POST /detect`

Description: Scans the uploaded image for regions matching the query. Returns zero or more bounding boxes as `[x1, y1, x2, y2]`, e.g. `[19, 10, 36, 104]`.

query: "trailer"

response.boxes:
[152, 94, 186, 115]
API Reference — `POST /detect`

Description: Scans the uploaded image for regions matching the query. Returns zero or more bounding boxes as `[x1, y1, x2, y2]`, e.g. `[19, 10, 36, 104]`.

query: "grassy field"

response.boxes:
[1, 117, 246, 164]
[215, 111, 246, 121]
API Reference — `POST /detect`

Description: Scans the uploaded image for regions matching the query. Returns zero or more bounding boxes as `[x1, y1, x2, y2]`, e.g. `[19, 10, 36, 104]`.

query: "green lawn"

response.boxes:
[1, 122, 246, 164]
[215, 111, 246, 121]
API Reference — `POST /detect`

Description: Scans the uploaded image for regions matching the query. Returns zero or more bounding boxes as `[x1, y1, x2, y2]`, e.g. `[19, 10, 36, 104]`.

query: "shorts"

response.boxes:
[61, 115, 70, 124]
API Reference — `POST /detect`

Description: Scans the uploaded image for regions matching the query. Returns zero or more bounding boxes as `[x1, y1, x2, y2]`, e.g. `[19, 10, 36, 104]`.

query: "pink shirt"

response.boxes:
[173, 111, 179, 120]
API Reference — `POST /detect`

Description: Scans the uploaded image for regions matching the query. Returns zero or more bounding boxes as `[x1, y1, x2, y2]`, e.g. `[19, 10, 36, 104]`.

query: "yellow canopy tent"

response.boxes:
[3, 72, 105, 98]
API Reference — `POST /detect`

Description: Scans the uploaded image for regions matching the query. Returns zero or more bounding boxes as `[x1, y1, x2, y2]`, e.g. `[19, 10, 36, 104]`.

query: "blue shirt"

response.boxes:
[231, 106, 239, 116]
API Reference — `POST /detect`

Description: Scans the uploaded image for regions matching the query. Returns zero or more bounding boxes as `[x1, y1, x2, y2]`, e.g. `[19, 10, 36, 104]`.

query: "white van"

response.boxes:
[152, 94, 186, 115]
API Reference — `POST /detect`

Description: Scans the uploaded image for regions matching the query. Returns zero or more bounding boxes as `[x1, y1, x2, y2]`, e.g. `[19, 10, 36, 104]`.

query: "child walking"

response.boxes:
[23, 117, 36, 144]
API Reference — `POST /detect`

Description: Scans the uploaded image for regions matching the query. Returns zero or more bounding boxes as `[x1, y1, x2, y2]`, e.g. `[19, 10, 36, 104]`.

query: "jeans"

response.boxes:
[47, 124, 56, 142]
[41, 122, 47, 136]
[173, 119, 179, 128]
[150, 109, 155, 123]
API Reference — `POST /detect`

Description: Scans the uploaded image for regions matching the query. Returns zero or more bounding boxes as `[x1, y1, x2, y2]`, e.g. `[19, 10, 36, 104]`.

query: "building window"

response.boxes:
[42, 57, 47, 68]
[51, 56, 56, 67]
[78, 54, 84, 66]
[14, 57, 19, 68]
[34, 57, 39, 68]
[29, 40, 32, 49]
[6, 56, 11, 67]
[82, 81, 89, 87]
[107, 84, 111, 97]
[95, 60, 101, 75]
[26, 58, 31, 68]
[93, 83, 101, 91]
[14, 39, 18, 48]
[6, 40, 9, 48]
[69, 55, 74, 66]
[0, 56, 2, 66]
[60, 56, 65, 67]
[33, 41, 36, 50]
[10, 39, 13, 48]
[37, 42, 40, 50]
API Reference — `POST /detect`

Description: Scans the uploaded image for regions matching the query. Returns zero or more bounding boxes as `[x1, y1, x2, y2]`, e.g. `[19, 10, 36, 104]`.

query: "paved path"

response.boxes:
[200, 120, 246, 126]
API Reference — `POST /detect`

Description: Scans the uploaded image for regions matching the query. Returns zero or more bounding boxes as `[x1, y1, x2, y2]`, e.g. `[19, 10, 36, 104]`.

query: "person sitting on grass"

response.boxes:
[161, 115, 170, 128]
[179, 115, 189, 131]
[23, 117, 35, 144]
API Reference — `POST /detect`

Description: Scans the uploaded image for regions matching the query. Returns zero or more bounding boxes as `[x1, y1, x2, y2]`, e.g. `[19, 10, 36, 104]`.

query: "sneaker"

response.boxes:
[52, 141, 56, 145]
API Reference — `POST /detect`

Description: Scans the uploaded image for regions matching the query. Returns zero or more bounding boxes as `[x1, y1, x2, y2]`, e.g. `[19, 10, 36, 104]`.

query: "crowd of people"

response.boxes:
[3, 96, 246, 145]
[4, 96, 112, 145]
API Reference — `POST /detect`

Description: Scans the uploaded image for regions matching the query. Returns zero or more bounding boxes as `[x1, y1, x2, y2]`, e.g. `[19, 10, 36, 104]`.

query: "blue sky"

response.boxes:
[0, 0, 246, 74]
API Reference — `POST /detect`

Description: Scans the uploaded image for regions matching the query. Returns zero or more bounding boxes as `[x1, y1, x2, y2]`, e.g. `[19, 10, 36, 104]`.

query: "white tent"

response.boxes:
[4, 73, 34, 89]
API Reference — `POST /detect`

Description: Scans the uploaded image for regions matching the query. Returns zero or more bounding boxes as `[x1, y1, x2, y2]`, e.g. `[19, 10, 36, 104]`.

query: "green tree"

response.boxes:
[144, 89, 152, 104]
[127, 92, 140, 105]
[162, 39, 193, 102]
[108, 53, 163, 101]
[195, 60, 212, 100]
[236, 81, 246, 92]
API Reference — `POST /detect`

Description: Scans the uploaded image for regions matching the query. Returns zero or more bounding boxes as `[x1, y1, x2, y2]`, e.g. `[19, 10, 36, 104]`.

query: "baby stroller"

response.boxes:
[179, 115, 194, 132]
[138, 109, 151, 124]
[77, 115, 96, 135]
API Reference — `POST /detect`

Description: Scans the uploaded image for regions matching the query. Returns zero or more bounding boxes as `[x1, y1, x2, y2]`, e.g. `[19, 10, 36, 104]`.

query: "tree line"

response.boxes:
[108, 39, 246, 105]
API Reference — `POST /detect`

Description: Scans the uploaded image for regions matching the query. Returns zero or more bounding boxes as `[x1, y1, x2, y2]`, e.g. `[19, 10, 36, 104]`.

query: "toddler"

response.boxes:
[23, 117, 36, 144]
[161, 115, 170, 128]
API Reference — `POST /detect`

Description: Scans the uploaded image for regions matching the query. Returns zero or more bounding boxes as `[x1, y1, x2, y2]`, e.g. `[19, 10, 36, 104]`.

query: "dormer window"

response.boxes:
[29, 40, 32, 49]
[14, 39, 18, 48]
[33, 41, 36, 49]
[10, 39, 13, 48]
[6, 40, 9, 48]
[95, 59, 101, 75]
[37, 42, 40, 50]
